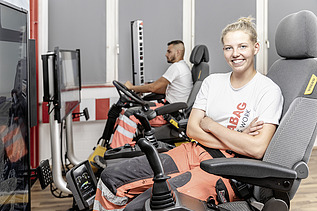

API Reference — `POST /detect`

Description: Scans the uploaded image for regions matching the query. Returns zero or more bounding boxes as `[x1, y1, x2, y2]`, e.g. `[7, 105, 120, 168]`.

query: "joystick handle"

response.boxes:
[138, 138, 176, 209]
[134, 111, 152, 132]
[138, 138, 165, 178]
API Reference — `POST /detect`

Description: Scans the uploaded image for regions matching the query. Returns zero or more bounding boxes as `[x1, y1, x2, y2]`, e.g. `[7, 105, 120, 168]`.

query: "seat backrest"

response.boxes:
[185, 45, 210, 117]
[260, 10, 317, 201]
[190, 45, 210, 83]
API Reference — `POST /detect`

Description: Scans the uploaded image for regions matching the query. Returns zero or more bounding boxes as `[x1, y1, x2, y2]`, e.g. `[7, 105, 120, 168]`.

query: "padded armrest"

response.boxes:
[200, 158, 297, 192]
[155, 102, 188, 116]
[124, 101, 157, 108]
[142, 93, 166, 101]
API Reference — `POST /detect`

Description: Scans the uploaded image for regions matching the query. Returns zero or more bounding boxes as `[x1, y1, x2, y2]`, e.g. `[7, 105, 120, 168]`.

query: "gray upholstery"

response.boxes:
[190, 45, 210, 83]
[264, 10, 317, 200]
[218, 201, 253, 210]
[275, 10, 317, 58]
[185, 81, 203, 117]
[186, 45, 210, 117]
[190, 44, 209, 64]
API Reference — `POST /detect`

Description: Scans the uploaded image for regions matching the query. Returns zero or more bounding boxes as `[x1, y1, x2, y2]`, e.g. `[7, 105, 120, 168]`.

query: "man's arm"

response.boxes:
[187, 108, 276, 159]
[125, 77, 170, 94]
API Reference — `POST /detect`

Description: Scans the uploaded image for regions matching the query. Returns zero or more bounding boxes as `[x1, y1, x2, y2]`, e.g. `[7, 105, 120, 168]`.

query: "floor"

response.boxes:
[30, 149, 317, 211]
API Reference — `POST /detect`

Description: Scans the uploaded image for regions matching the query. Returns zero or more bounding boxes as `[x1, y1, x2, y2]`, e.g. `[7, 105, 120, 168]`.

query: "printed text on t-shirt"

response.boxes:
[227, 102, 247, 131]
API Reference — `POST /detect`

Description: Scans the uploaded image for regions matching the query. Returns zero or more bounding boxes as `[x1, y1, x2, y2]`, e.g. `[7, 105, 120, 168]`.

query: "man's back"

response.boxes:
[163, 60, 192, 103]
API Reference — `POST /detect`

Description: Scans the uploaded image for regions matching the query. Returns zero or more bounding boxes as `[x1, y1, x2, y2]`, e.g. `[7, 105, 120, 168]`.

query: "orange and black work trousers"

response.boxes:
[93, 142, 238, 211]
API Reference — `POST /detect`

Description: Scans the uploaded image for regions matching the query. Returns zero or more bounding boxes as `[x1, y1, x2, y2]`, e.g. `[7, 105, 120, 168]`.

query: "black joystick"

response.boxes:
[138, 138, 207, 211]
[134, 111, 159, 147]
[138, 138, 176, 209]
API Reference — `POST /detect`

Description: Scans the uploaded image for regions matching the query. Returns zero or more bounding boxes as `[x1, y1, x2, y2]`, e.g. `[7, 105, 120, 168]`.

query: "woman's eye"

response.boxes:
[240, 45, 247, 49]
[225, 47, 232, 51]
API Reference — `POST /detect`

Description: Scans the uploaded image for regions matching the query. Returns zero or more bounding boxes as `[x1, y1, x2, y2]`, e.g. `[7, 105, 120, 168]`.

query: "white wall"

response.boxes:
[38, 86, 119, 162]
[39, 119, 107, 162]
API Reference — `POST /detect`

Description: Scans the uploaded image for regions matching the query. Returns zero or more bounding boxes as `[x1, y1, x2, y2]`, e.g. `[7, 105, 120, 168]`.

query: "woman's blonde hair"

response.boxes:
[221, 16, 257, 44]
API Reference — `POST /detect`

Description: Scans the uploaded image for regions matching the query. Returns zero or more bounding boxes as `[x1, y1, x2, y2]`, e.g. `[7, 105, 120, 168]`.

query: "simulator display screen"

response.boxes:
[75, 165, 96, 201]
[56, 49, 81, 121]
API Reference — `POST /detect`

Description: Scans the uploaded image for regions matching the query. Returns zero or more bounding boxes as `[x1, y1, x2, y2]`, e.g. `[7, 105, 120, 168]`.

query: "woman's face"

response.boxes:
[223, 30, 259, 74]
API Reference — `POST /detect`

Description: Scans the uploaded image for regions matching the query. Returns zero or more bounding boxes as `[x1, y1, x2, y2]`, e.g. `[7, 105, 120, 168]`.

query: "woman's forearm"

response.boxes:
[201, 116, 276, 159]
[187, 109, 228, 149]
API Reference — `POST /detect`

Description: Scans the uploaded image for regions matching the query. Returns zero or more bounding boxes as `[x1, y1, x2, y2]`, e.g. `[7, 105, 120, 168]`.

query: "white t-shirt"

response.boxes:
[162, 60, 193, 103]
[193, 72, 283, 132]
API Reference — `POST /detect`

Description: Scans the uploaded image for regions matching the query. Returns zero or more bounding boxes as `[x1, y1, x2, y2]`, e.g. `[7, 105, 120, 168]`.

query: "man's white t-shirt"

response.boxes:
[193, 72, 283, 132]
[162, 60, 193, 103]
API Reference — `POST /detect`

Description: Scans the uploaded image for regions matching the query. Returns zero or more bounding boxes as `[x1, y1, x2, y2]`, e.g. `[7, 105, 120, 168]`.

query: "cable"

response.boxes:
[60, 120, 67, 175]
[47, 97, 58, 115]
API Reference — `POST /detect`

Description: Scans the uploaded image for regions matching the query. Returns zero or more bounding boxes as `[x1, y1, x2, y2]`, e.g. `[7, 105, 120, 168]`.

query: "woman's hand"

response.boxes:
[199, 116, 214, 133]
[243, 117, 264, 136]
[187, 109, 228, 149]
[200, 116, 264, 136]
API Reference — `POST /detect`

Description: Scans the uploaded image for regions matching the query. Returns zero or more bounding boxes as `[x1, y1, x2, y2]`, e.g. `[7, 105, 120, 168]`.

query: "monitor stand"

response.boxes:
[49, 109, 88, 194]
[49, 109, 72, 194]
[65, 114, 82, 165]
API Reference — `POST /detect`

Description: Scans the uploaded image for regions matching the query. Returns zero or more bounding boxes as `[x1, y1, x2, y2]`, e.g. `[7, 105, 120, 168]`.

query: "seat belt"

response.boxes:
[198, 144, 232, 205]
[197, 143, 226, 158]
[163, 114, 191, 142]
[198, 143, 264, 211]
[230, 179, 264, 211]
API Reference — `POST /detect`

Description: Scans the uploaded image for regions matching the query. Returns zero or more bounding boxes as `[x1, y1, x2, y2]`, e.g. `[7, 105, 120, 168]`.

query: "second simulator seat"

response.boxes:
[93, 45, 210, 170]
[153, 44, 210, 144]
[98, 45, 209, 149]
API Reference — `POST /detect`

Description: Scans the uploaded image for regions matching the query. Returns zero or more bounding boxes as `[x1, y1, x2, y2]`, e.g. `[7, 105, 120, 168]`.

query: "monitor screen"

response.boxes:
[0, 1, 30, 210]
[54, 48, 81, 122]
[74, 164, 96, 202]
[66, 160, 97, 209]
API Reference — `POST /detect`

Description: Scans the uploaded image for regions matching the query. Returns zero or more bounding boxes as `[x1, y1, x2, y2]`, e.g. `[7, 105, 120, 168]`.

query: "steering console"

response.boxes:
[113, 80, 146, 107]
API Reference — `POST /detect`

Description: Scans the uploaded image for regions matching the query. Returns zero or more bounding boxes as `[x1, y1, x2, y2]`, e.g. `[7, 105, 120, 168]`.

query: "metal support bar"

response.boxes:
[49, 111, 71, 194]
[65, 114, 81, 165]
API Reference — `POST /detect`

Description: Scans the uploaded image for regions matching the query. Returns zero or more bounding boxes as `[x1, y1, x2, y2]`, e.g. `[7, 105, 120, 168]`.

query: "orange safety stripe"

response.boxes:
[1, 124, 28, 162]
[2, 125, 20, 144]
[5, 136, 27, 162]
[117, 118, 137, 134]
[110, 131, 136, 149]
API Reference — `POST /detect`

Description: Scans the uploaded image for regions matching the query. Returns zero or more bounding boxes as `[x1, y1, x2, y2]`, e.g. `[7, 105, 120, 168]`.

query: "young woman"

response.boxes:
[93, 17, 283, 211]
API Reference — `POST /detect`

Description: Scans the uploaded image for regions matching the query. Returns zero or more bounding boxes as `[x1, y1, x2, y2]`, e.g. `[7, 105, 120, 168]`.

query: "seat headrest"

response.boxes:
[190, 45, 209, 65]
[275, 10, 317, 59]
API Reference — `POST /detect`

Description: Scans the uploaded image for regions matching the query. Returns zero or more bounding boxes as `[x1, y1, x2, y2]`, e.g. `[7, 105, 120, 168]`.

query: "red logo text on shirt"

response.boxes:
[227, 102, 246, 131]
